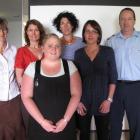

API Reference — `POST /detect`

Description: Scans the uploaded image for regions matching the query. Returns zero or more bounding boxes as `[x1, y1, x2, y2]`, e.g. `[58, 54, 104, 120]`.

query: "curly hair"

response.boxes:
[24, 19, 45, 46]
[53, 11, 79, 33]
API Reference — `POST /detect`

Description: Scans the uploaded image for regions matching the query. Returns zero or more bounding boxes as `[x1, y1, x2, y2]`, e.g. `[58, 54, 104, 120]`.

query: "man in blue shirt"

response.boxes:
[106, 8, 140, 140]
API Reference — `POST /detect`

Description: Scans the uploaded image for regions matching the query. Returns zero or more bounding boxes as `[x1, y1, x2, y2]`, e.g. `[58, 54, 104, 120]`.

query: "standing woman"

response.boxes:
[53, 11, 84, 61]
[74, 20, 118, 140]
[0, 18, 25, 140]
[15, 19, 45, 87]
[15, 19, 45, 132]
[21, 34, 81, 140]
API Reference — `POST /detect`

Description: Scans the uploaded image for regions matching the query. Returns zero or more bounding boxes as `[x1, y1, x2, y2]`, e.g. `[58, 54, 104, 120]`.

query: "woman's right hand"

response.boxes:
[77, 102, 87, 116]
[40, 119, 56, 132]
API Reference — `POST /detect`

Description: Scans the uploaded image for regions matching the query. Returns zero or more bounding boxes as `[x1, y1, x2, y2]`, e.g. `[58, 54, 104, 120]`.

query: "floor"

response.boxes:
[77, 131, 129, 140]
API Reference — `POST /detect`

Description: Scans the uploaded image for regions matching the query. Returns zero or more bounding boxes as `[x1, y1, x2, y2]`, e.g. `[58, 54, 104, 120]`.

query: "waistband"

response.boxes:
[117, 80, 140, 84]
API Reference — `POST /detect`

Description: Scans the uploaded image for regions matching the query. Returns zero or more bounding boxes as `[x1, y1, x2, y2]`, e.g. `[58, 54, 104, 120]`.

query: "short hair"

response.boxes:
[53, 11, 79, 33]
[119, 7, 136, 21]
[24, 19, 45, 46]
[0, 17, 8, 32]
[82, 20, 102, 44]
[42, 33, 61, 46]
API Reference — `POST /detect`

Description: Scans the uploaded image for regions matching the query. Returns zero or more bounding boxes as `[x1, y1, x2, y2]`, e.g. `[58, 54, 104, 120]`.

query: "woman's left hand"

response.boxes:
[53, 118, 68, 133]
[99, 100, 111, 114]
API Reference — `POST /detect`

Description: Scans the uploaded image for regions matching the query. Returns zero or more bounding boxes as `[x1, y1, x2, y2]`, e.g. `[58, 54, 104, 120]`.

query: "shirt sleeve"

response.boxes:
[24, 62, 35, 79]
[15, 47, 25, 69]
[67, 60, 77, 76]
[107, 47, 118, 84]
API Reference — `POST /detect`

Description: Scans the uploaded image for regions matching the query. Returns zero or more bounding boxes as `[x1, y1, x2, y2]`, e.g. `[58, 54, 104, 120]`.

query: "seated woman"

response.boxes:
[21, 33, 81, 140]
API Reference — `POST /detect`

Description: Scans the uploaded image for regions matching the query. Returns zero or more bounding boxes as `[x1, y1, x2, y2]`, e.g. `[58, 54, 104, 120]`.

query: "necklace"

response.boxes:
[61, 36, 75, 46]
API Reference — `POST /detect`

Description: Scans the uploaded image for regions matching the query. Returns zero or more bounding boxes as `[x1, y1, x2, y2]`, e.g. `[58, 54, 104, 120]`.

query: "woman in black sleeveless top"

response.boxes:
[21, 34, 81, 140]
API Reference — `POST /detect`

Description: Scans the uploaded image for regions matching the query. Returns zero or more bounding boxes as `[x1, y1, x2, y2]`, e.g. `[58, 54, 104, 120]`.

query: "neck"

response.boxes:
[86, 43, 99, 50]
[30, 41, 39, 49]
[42, 57, 60, 65]
[61, 35, 75, 45]
[121, 29, 134, 38]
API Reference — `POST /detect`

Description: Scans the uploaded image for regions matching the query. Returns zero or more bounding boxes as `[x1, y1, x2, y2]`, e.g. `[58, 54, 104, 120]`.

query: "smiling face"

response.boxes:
[43, 35, 62, 61]
[26, 24, 40, 43]
[119, 10, 135, 34]
[84, 24, 99, 45]
[60, 17, 73, 36]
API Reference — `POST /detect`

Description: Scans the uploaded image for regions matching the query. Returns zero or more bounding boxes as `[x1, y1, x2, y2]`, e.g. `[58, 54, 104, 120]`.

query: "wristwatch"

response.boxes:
[107, 97, 113, 103]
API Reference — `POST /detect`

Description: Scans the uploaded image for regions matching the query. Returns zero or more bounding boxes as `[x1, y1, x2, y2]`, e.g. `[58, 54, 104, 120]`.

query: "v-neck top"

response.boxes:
[15, 45, 38, 70]
[74, 46, 117, 115]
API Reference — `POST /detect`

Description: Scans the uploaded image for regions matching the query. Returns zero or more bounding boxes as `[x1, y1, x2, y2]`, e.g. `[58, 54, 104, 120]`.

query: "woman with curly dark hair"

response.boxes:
[53, 11, 84, 61]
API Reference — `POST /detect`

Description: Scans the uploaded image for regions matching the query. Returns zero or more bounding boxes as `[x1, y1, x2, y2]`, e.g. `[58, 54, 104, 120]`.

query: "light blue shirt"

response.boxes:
[106, 31, 140, 81]
[61, 37, 84, 61]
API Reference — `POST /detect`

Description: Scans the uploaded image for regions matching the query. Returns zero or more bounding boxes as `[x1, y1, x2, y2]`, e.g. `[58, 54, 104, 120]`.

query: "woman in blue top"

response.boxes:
[53, 11, 84, 61]
[74, 20, 118, 140]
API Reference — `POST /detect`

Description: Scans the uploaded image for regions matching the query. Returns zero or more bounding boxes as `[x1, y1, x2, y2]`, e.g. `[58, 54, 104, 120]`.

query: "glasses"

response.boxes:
[85, 29, 98, 35]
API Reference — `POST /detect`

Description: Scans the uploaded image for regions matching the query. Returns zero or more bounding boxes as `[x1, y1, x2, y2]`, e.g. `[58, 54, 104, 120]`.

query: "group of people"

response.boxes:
[0, 7, 140, 140]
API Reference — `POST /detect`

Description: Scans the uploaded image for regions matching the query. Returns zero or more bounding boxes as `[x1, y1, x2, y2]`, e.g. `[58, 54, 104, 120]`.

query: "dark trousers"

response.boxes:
[110, 82, 140, 140]
[0, 95, 26, 140]
[77, 112, 110, 140]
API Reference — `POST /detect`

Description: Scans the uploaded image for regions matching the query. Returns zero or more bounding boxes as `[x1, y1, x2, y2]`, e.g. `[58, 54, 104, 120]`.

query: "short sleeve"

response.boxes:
[24, 62, 35, 79]
[67, 61, 77, 75]
[15, 47, 25, 69]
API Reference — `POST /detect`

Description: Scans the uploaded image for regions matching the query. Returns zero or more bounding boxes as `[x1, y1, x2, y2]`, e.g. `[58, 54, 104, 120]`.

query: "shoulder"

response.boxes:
[106, 33, 119, 41]
[16, 45, 29, 56]
[134, 31, 140, 37]
[75, 47, 84, 54]
[66, 60, 77, 75]
[17, 45, 28, 52]
[75, 36, 82, 41]
[8, 44, 17, 56]
[100, 45, 114, 54]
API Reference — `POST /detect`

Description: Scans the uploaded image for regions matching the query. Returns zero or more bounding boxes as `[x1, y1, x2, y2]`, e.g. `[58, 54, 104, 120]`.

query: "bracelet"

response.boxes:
[63, 117, 68, 123]
[107, 97, 113, 103]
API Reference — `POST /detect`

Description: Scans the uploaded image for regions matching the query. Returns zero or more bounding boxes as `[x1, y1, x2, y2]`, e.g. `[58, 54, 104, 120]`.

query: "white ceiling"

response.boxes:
[0, 0, 28, 21]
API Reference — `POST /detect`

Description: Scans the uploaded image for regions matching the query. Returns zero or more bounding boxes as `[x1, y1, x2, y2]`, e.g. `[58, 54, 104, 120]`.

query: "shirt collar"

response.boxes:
[116, 30, 139, 39]
[3, 42, 9, 53]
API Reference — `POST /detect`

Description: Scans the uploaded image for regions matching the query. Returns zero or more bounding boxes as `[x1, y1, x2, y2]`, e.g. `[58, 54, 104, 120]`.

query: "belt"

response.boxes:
[117, 80, 140, 84]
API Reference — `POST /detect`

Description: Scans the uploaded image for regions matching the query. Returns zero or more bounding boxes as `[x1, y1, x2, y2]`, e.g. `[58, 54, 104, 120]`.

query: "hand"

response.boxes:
[40, 119, 56, 132]
[99, 100, 111, 114]
[53, 118, 68, 133]
[77, 102, 87, 116]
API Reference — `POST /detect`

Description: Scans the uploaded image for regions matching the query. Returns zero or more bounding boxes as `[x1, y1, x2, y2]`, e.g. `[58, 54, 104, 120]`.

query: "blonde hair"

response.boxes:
[43, 33, 61, 45]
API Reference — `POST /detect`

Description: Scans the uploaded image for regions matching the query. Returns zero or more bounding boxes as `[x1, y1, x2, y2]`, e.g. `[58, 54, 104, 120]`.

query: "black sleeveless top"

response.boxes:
[28, 59, 76, 140]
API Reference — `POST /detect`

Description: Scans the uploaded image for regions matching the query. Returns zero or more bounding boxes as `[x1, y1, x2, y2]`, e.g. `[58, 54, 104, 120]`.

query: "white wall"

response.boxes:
[30, 5, 140, 132]
[30, 6, 140, 44]
[7, 20, 22, 48]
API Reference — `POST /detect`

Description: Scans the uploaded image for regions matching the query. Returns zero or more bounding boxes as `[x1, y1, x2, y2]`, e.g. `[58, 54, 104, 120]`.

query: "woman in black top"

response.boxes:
[74, 20, 117, 140]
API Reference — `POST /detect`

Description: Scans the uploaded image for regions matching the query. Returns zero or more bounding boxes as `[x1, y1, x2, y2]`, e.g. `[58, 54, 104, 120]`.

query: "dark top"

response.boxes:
[28, 60, 76, 140]
[74, 46, 117, 115]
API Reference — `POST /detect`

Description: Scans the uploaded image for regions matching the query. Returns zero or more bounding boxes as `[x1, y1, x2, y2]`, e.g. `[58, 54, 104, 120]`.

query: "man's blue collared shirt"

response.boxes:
[106, 31, 140, 81]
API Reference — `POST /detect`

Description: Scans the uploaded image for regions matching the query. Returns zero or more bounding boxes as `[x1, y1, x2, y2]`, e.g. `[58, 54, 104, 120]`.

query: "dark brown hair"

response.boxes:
[24, 19, 45, 46]
[119, 8, 136, 21]
[82, 20, 102, 44]
[0, 17, 8, 32]
[53, 11, 79, 33]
